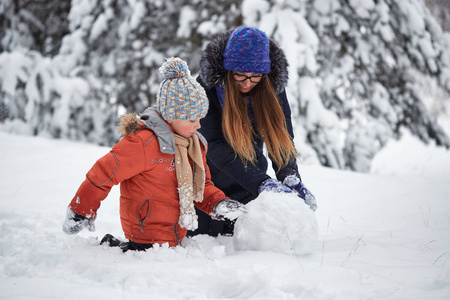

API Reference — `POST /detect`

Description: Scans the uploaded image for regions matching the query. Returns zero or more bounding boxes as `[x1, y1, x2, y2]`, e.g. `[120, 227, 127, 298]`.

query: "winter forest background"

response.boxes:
[1, 0, 450, 172]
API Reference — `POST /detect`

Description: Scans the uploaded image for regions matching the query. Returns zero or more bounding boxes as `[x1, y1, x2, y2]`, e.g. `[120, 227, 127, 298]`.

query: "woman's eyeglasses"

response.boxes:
[232, 73, 266, 83]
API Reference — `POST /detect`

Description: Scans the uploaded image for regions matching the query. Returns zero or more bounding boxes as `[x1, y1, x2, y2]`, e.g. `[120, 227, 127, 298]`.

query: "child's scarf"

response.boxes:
[173, 133, 205, 230]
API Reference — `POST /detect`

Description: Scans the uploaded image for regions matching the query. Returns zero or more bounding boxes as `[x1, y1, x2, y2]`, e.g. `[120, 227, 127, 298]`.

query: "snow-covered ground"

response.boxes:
[1, 131, 449, 299]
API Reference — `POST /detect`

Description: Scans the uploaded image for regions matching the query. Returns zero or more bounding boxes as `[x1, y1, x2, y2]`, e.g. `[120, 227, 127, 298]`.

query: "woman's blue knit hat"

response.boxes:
[157, 57, 209, 120]
[223, 27, 271, 74]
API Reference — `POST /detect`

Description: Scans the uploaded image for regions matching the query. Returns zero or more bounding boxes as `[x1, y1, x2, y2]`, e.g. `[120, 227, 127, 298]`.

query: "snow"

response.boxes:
[197, 17, 227, 37]
[68, 0, 97, 31]
[371, 130, 450, 179]
[1, 131, 450, 299]
[403, 0, 426, 35]
[242, 0, 270, 27]
[177, 6, 197, 38]
[129, 1, 146, 31]
[234, 191, 319, 255]
[89, 9, 110, 43]
[0, 51, 34, 95]
[348, 0, 375, 19]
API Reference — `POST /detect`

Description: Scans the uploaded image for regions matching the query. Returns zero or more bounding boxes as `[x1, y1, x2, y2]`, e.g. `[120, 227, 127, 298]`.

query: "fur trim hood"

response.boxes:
[198, 29, 289, 94]
[118, 106, 207, 154]
[118, 113, 142, 136]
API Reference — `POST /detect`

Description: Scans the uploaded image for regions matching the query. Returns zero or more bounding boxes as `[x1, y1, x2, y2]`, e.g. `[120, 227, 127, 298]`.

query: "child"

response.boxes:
[62, 57, 247, 251]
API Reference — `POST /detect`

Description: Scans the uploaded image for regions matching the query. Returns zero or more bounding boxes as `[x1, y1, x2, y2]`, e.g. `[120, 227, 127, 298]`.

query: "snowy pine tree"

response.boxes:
[306, 0, 450, 171]
[0, 0, 449, 171]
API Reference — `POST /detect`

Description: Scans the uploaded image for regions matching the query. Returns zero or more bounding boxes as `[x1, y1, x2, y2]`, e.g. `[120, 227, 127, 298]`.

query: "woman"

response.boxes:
[190, 26, 317, 237]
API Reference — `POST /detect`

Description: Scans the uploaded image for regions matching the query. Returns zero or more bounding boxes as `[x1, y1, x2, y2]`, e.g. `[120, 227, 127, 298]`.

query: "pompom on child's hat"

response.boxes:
[157, 57, 209, 120]
[223, 26, 271, 74]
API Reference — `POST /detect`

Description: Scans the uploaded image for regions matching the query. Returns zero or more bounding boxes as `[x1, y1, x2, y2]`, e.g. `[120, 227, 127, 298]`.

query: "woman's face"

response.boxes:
[232, 72, 265, 93]
[168, 118, 201, 138]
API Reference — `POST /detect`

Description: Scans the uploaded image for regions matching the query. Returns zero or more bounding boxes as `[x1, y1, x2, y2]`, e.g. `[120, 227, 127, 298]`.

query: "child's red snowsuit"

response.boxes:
[69, 107, 227, 246]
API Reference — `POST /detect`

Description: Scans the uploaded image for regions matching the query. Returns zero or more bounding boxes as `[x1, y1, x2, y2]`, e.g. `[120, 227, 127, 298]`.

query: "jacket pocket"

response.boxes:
[136, 199, 150, 233]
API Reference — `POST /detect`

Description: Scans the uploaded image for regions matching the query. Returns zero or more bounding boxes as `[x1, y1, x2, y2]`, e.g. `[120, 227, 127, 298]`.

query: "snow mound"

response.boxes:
[371, 131, 450, 179]
[233, 191, 319, 255]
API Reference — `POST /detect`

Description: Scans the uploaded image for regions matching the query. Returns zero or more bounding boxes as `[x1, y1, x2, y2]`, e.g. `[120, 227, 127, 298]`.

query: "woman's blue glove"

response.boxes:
[283, 175, 317, 211]
[258, 178, 294, 194]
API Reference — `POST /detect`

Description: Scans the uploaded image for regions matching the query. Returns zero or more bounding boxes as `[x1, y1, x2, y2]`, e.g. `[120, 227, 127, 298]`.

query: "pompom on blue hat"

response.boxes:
[157, 57, 209, 120]
[223, 27, 271, 74]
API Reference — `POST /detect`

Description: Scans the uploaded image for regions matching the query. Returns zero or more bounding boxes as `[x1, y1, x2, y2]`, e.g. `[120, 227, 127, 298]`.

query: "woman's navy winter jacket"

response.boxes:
[197, 76, 300, 204]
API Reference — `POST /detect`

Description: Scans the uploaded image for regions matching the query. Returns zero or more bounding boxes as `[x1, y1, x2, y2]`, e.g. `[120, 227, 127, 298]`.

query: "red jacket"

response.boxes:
[69, 107, 227, 246]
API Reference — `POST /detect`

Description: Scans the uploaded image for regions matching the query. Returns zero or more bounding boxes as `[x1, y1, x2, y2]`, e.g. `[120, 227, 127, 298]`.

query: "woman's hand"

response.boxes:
[258, 178, 294, 194]
[283, 175, 317, 211]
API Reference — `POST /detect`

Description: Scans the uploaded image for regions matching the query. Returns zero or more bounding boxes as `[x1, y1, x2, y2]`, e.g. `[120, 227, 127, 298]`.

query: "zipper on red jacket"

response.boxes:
[174, 222, 180, 245]
[137, 199, 150, 233]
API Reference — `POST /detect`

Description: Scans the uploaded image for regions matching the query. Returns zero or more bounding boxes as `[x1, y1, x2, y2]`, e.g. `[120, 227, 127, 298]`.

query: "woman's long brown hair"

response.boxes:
[222, 72, 297, 171]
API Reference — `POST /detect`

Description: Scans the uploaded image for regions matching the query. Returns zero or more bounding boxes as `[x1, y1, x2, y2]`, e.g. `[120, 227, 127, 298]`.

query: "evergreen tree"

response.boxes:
[0, 0, 449, 171]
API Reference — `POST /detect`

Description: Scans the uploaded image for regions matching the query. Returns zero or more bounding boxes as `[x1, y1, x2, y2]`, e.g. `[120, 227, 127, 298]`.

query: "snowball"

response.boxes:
[233, 191, 319, 255]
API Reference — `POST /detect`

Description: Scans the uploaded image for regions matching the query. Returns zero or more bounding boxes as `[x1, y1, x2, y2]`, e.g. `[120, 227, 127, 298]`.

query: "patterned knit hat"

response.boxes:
[157, 57, 209, 120]
[223, 26, 271, 74]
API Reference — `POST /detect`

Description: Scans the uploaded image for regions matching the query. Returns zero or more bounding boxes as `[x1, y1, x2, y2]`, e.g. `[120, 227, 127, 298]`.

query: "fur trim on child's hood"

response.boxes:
[118, 113, 142, 136]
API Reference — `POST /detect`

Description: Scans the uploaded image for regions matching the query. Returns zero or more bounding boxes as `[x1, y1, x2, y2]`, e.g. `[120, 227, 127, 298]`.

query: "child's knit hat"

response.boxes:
[157, 57, 209, 120]
[223, 26, 271, 74]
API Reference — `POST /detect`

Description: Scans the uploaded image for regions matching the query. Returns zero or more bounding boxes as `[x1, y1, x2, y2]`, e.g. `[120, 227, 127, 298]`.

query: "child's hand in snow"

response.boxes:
[62, 208, 96, 234]
[283, 175, 317, 211]
[211, 199, 248, 221]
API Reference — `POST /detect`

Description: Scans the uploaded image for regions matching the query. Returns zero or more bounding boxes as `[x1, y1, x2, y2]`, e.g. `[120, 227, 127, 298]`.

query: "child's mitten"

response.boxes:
[211, 199, 248, 221]
[62, 208, 96, 234]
